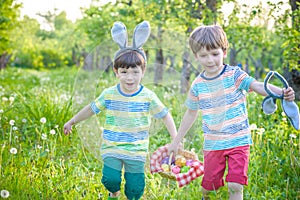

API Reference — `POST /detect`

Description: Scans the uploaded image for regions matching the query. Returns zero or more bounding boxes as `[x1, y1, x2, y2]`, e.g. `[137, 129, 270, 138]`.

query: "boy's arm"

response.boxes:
[64, 104, 95, 135]
[168, 109, 199, 155]
[162, 112, 177, 139]
[250, 80, 295, 101]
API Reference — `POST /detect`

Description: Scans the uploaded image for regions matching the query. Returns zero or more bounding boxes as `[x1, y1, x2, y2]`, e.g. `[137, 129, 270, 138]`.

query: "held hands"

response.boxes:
[167, 141, 183, 156]
[283, 87, 295, 101]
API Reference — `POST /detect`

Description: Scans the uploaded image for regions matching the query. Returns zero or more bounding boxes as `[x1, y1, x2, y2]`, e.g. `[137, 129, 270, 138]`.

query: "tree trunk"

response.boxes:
[0, 52, 11, 70]
[180, 51, 191, 94]
[154, 26, 164, 85]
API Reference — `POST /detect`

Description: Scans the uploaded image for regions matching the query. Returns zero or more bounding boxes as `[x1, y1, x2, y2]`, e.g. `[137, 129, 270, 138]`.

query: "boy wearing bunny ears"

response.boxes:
[167, 25, 296, 200]
[63, 21, 177, 200]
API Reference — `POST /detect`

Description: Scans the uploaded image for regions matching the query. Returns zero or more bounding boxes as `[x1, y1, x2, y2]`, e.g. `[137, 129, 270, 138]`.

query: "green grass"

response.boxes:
[0, 67, 299, 199]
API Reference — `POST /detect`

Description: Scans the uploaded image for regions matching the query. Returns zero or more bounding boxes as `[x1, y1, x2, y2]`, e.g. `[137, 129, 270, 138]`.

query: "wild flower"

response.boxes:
[289, 134, 297, 139]
[50, 129, 56, 135]
[10, 147, 17, 154]
[41, 133, 47, 140]
[9, 120, 15, 126]
[54, 125, 59, 129]
[37, 145, 42, 149]
[2, 97, 8, 102]
[256, 128, 265, 135]
[12, 126, 18, 131]
[250, 124, 257, 131]
[0, 109, 3, 113]
[22, 118, 27, 123]
[40, 117, 47, 124]
[0, 190, 9, 198]
[9, 96, 15, 102]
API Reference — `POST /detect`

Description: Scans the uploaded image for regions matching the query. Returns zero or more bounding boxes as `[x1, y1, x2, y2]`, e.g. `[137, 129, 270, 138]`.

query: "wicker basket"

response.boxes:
[158, 149, 198, 180]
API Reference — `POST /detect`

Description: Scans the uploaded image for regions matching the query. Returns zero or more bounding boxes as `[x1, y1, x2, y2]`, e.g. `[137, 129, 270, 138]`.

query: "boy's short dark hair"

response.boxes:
[114, 50, 146, 71]
[189, 25, 229, 55]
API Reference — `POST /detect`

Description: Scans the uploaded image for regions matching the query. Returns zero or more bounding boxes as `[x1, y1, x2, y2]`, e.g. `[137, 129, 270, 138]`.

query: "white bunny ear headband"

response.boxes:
[111, 21, 151, 62]
[262, 71, 299, 130]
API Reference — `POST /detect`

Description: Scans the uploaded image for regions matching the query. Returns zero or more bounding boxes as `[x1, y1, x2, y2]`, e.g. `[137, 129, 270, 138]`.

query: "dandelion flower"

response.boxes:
[22, 118, 27, 123]
[50, 129, 56, 135]
[9, 120, 15, 126]
[54, 125, 59, 128]
[10, 147, 17, 154]
[290, 134, 297, 139]
[37, 145, 42, 149]
[2, 97, 8, 102]
[13, 126, 18, 131]
[250, 124, 257, 131]
[41, 133, 47, 140]
[9, 96, 15, 102]
[0, 190, 9, 198]
[40, 117, 46, 124]
[0, 109, 3, 113]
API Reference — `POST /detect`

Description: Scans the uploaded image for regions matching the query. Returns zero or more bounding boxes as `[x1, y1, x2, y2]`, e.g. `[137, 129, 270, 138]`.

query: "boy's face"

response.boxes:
[114, 66, 145, 94]
[195, 47, 226, 78]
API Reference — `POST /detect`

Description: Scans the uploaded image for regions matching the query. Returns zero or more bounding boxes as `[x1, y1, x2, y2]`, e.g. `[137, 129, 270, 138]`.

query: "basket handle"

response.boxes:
[168, 152, 174, 167]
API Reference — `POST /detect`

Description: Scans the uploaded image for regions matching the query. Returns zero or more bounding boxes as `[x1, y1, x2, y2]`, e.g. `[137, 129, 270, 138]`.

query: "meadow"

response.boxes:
[0, 67, 299, 199]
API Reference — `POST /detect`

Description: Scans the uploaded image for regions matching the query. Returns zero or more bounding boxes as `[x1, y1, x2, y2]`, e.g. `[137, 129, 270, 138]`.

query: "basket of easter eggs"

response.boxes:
[150, 144, 204, 185]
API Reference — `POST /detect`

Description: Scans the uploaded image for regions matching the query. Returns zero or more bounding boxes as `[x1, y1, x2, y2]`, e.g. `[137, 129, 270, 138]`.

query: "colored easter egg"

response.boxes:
[186, 159, 194, 167]
[180, 166, 190, 173]
[175, 157, 186, 167]
[161, 164, 170, 172]
[171, 166, 180, 174]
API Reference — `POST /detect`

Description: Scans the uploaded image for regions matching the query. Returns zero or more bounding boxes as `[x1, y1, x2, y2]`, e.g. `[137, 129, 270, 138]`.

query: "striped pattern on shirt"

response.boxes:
[90, 84, 168, 162]
[186, 65, 255, 151]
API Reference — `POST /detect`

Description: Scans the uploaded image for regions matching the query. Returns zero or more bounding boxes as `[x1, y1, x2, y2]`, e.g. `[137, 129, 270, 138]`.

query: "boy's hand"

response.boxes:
[283, 87, 295, 101]
[63, 121, 73, 135]
[168, 141, 183, 156]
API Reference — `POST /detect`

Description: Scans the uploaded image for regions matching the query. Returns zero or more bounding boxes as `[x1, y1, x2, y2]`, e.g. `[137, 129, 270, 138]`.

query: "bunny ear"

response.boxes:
[111, 21, 128, 49]
[132, 21, 151, 49]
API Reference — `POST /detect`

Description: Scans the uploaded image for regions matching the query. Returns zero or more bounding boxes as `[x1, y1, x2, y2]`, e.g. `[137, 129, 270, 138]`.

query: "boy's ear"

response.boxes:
[223, 50, 227, 58]
[113, 68, 119, 77]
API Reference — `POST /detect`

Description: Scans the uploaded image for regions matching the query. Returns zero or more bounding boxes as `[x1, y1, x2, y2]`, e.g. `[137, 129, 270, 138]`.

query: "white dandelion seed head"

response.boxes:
[41, 134, 47, 140]
[40, 117, 47, 124]
[0, 190, 10, 198]
[37, 145, 42, 149]
[282, 117, 287, 122]
[9, 120, 15, 126]
[54, 125, 59, 129]
[22, 118, 27, 123]
[10, 147, 17, 154]
[0, 109, 3, 113]
[250, 124, 257, 131]
[50, 129, 56, 135]
[9, 96, 15, 102]
[12, 126, 18, 131]
[2, 97, 8, 102]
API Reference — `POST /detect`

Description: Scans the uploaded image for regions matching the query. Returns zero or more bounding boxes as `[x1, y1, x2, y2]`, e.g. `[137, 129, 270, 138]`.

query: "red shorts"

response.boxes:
[201, 145, 250, 191]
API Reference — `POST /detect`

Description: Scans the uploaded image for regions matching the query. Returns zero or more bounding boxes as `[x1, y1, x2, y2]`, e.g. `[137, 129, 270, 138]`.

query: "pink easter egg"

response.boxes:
[171, 166, 181, 174]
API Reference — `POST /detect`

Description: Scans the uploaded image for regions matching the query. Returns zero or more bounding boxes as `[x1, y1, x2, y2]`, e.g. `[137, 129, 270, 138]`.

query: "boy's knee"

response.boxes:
[124, 173, 145, 200]
[228, 182, 243, 194]
[102, 175, 122, 193]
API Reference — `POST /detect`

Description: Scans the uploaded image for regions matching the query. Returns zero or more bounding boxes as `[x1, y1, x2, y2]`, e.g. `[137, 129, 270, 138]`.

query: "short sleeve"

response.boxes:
[234, 68, 255, 92]
[185, 80, 200, 110]
[90, 90, 106, 114]
[149, 92, 168, 119]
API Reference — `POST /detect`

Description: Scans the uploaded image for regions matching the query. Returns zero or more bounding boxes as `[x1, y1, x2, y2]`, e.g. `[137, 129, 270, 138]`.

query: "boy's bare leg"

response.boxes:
[228, 182, 243, 200]
[202, 187, 210, 200]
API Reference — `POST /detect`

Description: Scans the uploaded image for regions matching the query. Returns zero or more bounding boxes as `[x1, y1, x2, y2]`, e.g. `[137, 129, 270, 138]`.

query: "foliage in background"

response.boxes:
[1, 67, 299, 199]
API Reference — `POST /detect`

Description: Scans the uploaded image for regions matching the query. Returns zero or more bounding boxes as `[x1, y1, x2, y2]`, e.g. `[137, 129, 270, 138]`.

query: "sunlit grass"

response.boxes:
[0, 67, 299, 199]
